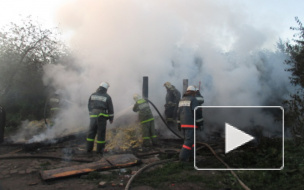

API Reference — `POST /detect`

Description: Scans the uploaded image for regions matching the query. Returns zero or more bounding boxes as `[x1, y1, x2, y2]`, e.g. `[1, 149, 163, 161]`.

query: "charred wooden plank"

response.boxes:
[106, 154, 140, 167]
[40, 158, 111, 180]
[40, 154, 140, 181]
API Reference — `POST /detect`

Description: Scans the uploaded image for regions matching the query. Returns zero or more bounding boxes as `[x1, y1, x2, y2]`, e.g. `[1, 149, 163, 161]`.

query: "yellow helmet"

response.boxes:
[133, 93, 142, 101]
[164, 82, 172, 89]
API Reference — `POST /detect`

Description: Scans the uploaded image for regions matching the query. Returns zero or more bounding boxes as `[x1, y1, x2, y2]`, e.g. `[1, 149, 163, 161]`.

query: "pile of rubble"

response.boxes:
[105, 123, 143, 152]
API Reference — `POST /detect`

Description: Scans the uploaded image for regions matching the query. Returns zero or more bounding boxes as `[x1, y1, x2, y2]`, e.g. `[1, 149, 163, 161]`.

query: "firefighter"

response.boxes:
[195, 86, 204, 127]
[87, 82, 114, 155]
[177, 86, 204, 162]
[133, 94, 157, 148]
[163, 82, 181, 128]
[195, 86, 204, 106]
[47, 92, 61, 127]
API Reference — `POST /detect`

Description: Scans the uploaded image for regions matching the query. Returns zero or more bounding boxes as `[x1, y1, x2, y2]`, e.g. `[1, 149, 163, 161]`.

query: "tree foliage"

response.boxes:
[284, 17, 304, 142]
[0, 16, 68, 127]
[285, 17, 304, 87]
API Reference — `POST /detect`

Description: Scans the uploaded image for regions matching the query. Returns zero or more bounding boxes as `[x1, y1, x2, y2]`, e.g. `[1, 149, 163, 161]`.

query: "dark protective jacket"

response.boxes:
[133, 99, 154, 124]
[177, 92, 203, 128]
[165, 86, 181, 106]
[195, 91, 204, 106]
[88, 87, 114, 122]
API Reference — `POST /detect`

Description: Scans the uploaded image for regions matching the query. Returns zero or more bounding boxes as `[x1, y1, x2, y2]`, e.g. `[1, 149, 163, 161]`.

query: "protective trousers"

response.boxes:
[86, 116, 107, 154]
[165, 106, 177, 121]
[142, 120, 157, 147]
[165, 105, 178, 129]
[179, 128, 194, 162]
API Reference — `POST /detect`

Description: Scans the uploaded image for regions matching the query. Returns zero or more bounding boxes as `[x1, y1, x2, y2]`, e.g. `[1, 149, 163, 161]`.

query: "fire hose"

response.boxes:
[145, 99, 183, 139]
[128, 99, 250, 190]
[197, 142, 250, 190]
[125, 158, 177, 190]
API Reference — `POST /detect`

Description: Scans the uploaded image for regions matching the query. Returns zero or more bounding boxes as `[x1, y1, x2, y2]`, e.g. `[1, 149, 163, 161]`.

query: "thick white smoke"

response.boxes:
[23, 0, 292, 142]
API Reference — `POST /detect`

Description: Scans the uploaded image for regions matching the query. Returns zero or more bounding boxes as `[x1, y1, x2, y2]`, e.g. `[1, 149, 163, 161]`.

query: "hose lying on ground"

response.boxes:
[125, 158, 177, 190]
[146, 98, 251, 190]
[197, 142, 251, 190]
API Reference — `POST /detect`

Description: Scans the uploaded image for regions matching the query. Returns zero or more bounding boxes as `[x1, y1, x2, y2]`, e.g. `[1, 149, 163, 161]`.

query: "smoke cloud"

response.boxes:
[16, 0, 293, 143]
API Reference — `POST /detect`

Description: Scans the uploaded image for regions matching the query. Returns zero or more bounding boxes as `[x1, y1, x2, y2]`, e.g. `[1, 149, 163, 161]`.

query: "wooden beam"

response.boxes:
[40, 154, 140, 181]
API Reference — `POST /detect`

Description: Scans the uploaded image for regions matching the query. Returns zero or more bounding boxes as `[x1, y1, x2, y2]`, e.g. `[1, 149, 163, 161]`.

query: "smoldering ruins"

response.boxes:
[5, 0, 291, 145]
[0, 0, 291, 187]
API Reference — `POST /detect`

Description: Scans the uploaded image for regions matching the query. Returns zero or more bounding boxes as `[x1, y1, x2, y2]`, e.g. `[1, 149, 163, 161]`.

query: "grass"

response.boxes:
[132, 162, 226, 189]
[131, 139, 304, 190]
[229, 140, 304, 190]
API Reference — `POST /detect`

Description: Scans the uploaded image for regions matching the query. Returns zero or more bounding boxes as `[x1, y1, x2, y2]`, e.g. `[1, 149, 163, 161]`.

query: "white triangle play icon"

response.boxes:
[225, 123, 255, 154]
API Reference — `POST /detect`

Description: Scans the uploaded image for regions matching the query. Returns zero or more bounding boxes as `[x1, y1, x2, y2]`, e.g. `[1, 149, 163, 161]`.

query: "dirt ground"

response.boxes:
[0, 139, 136, 190]
[0, 138, 218, 190]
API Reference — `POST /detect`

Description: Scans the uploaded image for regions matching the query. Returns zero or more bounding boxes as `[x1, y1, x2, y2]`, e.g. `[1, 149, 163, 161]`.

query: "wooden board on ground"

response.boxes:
[105, 154, 140, 167]
[40, 154, 140, 181]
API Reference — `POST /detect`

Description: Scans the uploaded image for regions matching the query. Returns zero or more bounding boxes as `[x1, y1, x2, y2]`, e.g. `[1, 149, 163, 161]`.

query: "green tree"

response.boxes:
[284, 17, 304, 142]
[0, 16, 68, 127]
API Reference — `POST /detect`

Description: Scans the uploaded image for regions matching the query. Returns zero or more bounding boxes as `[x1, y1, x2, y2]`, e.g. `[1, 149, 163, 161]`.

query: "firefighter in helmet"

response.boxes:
[87, 82, 114, 155]
[177, 86, 203, 162]
[47, 92, 61, 127]
[163, 82, 181, 128]
[45, 90, 70, 127]
[133, 94, 158, 148]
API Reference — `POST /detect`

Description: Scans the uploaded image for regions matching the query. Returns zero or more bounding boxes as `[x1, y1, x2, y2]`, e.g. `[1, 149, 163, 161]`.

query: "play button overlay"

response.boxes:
[193, 106, 284, 170]
[225, 123, 255, 154]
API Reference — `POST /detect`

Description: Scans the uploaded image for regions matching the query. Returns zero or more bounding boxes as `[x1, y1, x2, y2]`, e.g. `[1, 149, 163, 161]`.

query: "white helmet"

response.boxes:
[133, 93, 142, 101]
[100, 82, 110, 89]
[186, 85, 196, 91]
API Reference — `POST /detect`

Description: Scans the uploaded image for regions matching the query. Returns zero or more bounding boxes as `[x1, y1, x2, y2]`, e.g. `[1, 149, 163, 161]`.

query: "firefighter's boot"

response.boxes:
[179, 146, 191, 162]
[143, 138, 152, 147]
[86, 140, 94, 153]
[96, 143, 105, 155]
[151, 137, 159, 147]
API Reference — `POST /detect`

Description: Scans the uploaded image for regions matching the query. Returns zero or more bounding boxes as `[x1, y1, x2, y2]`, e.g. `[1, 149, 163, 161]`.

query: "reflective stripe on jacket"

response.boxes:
[133, 99, 154, 123]
[177, 93, 202, 128]
[88, 87, 114, 121]
[89, 112, 114, 118]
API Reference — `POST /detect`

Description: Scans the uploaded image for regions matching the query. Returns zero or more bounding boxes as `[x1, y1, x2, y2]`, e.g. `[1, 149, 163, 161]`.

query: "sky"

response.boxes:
[1, 0, 303, 43]
[1, 0, 302, 142]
